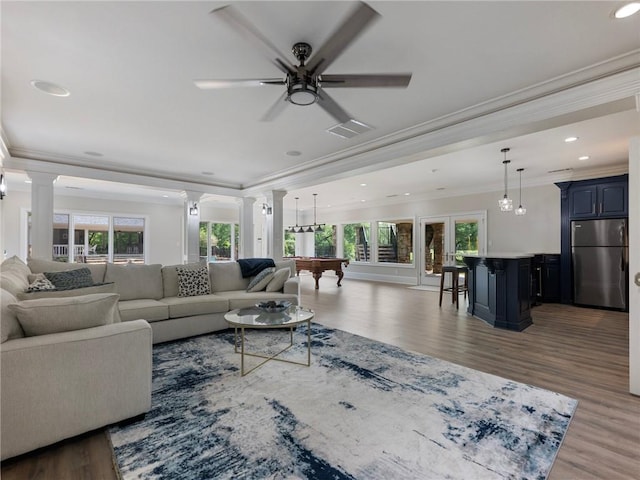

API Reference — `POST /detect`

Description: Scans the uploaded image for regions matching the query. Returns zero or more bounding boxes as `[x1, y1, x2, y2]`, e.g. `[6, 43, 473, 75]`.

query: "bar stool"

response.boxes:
[439, 265, 469, 309]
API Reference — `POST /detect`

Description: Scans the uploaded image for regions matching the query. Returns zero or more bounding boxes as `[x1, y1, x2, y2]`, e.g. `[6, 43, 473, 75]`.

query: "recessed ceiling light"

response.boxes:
[201, 171, 214, 176]
[84, 151, 103, 157]
[360, 183, 367, 187]
[564, 136, 579, 143]
[25, 179, 32, 184]
[614, 2, 640, 18]
[286, 150, 301, 156]
[404, 192, 411, 196]
[30, 80, 70, 97]
[578, 155, 590, 161]
[360, 199, 366, 202]
[162, 194, 169, 198]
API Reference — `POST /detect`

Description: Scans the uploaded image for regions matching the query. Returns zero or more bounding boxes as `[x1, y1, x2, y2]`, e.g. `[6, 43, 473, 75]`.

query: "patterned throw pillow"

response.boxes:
[176, 265, 211, 297]
[44, 268, 94, 290]
[246, 267, 276, 292]
[26, 274, 56, 292]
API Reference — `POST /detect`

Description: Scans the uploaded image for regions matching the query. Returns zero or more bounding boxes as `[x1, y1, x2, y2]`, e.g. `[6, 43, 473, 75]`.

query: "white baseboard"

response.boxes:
[343, 271, 416, 285]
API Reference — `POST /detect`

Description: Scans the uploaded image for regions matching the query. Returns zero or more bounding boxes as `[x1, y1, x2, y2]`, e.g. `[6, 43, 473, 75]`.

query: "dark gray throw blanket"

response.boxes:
[237, 258, 276, 278]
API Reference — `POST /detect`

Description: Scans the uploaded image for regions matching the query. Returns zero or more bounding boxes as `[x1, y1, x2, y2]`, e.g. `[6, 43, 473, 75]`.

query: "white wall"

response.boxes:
[315, 183, 561, 284]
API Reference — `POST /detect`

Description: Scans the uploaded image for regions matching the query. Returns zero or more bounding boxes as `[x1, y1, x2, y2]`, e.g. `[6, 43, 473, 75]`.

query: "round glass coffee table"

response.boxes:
[225, 305, 314, 376]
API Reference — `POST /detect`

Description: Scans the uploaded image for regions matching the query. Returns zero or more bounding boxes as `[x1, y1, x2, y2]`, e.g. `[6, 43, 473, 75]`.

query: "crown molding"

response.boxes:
[242, 61, 640, 196]
[3, 155, 243, 198]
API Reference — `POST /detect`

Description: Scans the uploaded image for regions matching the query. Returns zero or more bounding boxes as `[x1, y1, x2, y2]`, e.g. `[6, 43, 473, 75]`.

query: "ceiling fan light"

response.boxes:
[288, 81, 318, 106]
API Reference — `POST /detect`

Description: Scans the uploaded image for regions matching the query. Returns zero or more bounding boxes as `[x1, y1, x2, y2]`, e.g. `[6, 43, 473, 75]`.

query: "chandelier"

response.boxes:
[498, 148, 513, 212]
[287, 194, 325, 233]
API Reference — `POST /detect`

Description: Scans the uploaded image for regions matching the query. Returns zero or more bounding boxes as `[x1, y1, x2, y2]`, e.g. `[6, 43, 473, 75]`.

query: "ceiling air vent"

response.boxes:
[547, 168, 573, 174]
[327, 119, 373, 139]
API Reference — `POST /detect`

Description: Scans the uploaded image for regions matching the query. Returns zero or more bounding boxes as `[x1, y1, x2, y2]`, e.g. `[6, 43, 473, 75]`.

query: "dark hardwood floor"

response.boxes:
[2, 276, 639, 479]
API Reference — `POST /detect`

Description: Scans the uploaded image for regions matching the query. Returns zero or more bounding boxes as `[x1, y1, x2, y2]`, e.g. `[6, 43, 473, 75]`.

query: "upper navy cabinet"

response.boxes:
[568, 178, 627, 219]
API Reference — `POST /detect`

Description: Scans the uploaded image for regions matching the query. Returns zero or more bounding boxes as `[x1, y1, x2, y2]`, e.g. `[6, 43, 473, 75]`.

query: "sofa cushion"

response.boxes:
[27, 258, 106, 284]
[105, 263, 163, 300]
[161, 262, 206, 298]
[1, 256, 31, 278]
[215, 290, 299, 310]
[160, 295, 229, 318]
[44, 268, 94, 290]
[8, 293, 121, 337]
[209, 262, 250, 292]
[0, 269, 30, 296]
[17, 282, 117, 301]
[1, 289, 25, 342]
[246, 267, 275, 292]
[266, 267, 291, 292]
[118, 299, 169, 322]
[177, 265, 211, 297]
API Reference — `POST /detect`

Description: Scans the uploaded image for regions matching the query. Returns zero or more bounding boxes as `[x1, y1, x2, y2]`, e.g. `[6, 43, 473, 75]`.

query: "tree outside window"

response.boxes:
[314, 224, 336, 257]
[200, 222, 239, 262]
[343, 222, 371, 262]
[284, 230, 296, 257]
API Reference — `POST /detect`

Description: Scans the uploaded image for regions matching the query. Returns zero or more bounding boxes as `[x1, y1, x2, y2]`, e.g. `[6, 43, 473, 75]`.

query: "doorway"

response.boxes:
[419, 212, 486, 286]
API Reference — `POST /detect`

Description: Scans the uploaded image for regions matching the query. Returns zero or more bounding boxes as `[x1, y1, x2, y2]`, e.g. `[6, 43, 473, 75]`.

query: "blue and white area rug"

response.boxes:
[110, 324, 577, 479]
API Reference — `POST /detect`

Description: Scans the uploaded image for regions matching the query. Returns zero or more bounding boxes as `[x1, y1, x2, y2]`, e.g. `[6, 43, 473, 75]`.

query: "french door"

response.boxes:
[419, 212, 486, 286]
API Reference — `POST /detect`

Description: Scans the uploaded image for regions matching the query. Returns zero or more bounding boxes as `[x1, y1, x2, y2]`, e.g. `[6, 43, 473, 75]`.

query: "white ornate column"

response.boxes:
[266, 190, 286, 262]
[27, 171, 58, 259]
[238, 197, 256, 259]
[182, 190, 202, 264]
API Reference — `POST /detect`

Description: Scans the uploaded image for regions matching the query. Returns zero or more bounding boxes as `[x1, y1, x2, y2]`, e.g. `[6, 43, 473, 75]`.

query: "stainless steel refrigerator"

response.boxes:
[572, 218, 628, 310]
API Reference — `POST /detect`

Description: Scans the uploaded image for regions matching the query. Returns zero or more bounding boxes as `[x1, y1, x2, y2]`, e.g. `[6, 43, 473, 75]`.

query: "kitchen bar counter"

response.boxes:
[463, 254, 533, 331]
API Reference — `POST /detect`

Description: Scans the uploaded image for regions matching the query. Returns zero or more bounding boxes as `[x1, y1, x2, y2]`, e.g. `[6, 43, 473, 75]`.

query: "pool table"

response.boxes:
[293, 257, 350, 290]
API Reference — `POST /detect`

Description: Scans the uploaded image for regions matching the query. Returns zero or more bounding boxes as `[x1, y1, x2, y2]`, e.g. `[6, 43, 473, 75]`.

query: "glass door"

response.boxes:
[419, 212, 485, 286]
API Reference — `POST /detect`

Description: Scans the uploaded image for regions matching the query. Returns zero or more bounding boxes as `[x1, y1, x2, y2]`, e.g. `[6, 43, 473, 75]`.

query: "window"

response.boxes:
[51, 212, 146, 264]
[314, 224, 336, 257]
[343, 222, 371, 262]
[200, 222, 239, 262]
[114, 217, 145, 264]
[376, 220, 413, 264]
[284, 230, 296, 257]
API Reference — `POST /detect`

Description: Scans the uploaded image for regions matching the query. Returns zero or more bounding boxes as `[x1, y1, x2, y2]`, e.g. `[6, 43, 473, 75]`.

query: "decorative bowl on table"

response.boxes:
[256, 300, 291, 313]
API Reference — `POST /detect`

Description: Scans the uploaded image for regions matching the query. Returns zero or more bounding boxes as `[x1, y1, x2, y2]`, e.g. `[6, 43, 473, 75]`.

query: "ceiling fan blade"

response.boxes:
[194, 78, 285, 89]
[320, 74, 412, 88]
[211, 5, 295, 75]
[317, 90, 352, 124]
[261, 91, 289, 122]
[306, 2, 380, 75]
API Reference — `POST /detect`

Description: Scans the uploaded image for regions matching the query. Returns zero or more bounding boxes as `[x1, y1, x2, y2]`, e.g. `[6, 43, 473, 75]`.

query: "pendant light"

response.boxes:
[290, 197, 301, 233]
[498, 148, 513, 212]
[515, 168, 527, 216]
[287, 194, 325, 233]
[312, 193, 323, 232]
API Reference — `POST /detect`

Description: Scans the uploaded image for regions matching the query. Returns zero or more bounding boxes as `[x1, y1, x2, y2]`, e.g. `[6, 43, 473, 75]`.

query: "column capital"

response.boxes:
[27, 171, 58, 184]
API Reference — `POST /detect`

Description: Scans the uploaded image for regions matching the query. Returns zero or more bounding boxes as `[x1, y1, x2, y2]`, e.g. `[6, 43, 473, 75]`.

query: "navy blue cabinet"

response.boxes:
[556, 174, 628, 304]
[569, 180, 627, 219]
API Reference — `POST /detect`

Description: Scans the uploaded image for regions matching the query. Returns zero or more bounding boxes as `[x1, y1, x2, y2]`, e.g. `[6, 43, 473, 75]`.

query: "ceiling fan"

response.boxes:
[194, 2, 412, 123]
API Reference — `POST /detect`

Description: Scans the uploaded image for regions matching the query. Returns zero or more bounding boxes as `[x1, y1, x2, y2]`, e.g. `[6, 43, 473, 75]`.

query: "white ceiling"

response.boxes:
[2, 1, 639, 211]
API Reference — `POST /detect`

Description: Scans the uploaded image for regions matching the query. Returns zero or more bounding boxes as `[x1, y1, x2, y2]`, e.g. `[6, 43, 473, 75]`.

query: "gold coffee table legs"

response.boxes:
[233, 321, 311, 376]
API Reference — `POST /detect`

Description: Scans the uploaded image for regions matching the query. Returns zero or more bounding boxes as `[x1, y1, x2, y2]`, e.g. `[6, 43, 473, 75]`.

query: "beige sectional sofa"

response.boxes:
[0, 256, 299, 460]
